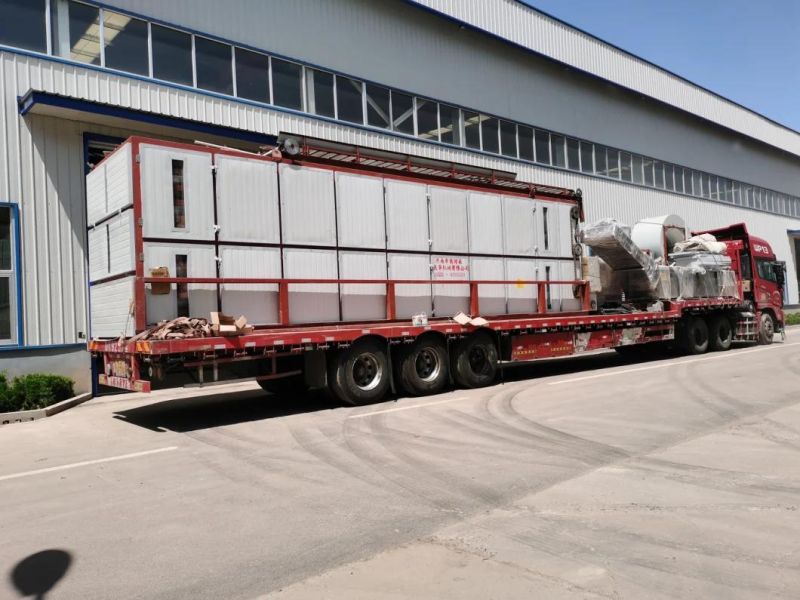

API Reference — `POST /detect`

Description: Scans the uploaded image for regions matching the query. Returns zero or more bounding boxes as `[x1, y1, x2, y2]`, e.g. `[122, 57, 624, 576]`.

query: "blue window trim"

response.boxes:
[0, 201, 23, 348]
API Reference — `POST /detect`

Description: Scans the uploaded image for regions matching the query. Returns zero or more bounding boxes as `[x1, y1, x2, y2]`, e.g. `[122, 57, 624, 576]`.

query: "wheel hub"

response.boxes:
[415, 348, 441, 382]
[352, 353, 382, 391]
[468, 346, 489, 374]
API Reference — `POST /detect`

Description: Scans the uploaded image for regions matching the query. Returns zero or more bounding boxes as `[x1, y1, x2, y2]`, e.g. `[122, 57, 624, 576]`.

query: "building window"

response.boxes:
[415, 98, 439, 140]
[674, 166, 685, 194]
[439, 104, 460, 145]
[336, 76, 363, 124]
[0, 205, 18, 344]
[391, 91, 414, 135]
[481, 116, 499, 154]
[517, 125, 533, 161]
[566, 138, 580, 171]
[691, 171, 702, 197]
[235, 47, 269, 103]
[51, 0, 101, 64]
[654, 161, 664, 188]
[545, 265, 552, 310]
[500, 121, 517, 158]
[620, 152, 632, 182]
[551, 135, 566, 168]
[366, 84, 390, 130]
[103, 10, 148, 76]
[632, 155, 644, 184]
[606, 148, 620, 179]
[172, 160, 185, 229]
[463, 111, 480, 149]
[195, 36, 233, 95]
[305, 68, 334, 118]
[151, 24, 192, 86]
[271, 58, 303, 110]
[732, 181, 741, 205]
[534, 130, 550, 165]
[642, 158, 654, 187]
[0, 0, 47, 53]
[663, 163, 674, 191]
[579, 141, 593, 174]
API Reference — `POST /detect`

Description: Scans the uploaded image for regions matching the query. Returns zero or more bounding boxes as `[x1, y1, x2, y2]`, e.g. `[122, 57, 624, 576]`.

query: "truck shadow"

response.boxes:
[113, 387, 337, 433]
[112, 348, 690, 433]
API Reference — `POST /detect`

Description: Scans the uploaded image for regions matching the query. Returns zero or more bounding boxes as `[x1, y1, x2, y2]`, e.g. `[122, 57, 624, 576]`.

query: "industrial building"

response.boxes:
[1, 0, 798, 393]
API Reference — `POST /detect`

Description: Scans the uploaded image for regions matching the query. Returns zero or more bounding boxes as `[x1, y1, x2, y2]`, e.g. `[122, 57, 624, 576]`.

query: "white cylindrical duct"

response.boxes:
[631, 214, 687, 263]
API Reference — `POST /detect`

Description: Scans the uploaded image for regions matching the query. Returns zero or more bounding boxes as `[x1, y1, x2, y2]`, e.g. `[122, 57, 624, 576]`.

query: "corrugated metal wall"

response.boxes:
[411, 0, 800, 159]
[94, 0, 800, 196]
[2, 48, 799, 352]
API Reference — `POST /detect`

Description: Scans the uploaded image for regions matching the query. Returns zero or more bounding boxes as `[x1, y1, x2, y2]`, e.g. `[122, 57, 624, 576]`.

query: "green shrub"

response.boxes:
[0, 373, 74, 412]
[786, 312, 800, 326]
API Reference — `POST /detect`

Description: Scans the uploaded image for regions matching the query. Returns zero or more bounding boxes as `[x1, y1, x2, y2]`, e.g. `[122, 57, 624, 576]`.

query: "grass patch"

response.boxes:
[786, 312, 800, 326]
[0, 373, 75, 413]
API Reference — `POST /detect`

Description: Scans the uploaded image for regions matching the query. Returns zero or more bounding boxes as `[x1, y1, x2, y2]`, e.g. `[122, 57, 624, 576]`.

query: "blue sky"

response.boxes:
[524, 0, 800, 131]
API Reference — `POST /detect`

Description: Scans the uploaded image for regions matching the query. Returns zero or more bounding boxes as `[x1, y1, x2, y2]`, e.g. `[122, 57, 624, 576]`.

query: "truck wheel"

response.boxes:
[708, 316, 733, 351]
[758, 312, 775, 345]
[680, 316, 709, 355]
[451, 332, 498, 389]
[328, 338, 390, 406]
[397, 336, 449, 396]
[258, 375, 307, 396]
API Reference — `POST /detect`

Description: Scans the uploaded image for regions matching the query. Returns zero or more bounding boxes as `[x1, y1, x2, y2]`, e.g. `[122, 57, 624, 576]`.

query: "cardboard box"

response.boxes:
[150, 266, 171, 295]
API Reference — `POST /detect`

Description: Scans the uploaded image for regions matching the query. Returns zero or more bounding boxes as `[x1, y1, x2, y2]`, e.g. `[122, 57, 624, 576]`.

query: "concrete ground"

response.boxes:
[1, 329, 800, 599]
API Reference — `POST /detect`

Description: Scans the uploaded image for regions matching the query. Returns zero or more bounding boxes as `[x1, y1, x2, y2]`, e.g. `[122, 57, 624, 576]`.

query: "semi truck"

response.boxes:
[87, 136, 785, 405]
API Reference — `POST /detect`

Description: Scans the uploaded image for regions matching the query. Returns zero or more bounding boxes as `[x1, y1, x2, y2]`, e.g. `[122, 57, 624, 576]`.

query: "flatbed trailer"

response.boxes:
[89, 282, 744, 402]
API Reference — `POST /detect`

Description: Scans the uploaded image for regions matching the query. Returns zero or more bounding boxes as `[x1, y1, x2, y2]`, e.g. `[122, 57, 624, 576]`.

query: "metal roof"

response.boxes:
[408, 0, 800, 159]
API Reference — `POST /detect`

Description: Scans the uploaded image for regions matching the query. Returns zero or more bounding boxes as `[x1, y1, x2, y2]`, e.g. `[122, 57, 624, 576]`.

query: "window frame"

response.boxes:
[0, 202, 22, 347]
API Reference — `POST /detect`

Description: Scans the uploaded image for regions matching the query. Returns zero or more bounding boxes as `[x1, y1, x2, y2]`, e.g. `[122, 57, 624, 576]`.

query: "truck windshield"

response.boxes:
[756, 258, 778, 283]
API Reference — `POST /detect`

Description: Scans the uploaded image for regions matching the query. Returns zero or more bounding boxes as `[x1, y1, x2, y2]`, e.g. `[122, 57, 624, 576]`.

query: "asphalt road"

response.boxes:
[2, 329, 800, 599]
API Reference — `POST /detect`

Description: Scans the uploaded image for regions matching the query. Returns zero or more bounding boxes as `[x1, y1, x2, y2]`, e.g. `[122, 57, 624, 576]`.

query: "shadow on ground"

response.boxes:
[112, 342, 759, 433]
[9, 549, 72, 599]
[113, 387, 337, 433]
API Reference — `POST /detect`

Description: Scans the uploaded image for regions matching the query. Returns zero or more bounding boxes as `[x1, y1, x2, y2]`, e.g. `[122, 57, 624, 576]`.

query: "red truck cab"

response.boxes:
[695, 223, 785, 343]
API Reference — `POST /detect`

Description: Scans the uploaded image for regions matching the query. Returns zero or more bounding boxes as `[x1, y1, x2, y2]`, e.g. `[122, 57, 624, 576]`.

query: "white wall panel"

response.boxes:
[470, 257, 506, 315]
[220, 245, 281, 324]
[104, 142, 133, 215]
[140, 144, 215, 241]
[339, 250, 387, 321]
[90, 276, 135, 339]
[502, 195, 537, 256]
[143, 242, 217, 324]
[429, 186, 468, 253]
[468, 192, 503, 254]
[88, 225, 109, 282]
[279, 164, 336, 246]
[283, 248, 339, 323]
[385, 179, 429, 251]
[505, 258, 539, 314]
[335, 172, 386, 249]
[387, 253, 432, 318]
[431, 254, 469, 316]
[85, 160, 107, 227]
[216, 155, 280, 244]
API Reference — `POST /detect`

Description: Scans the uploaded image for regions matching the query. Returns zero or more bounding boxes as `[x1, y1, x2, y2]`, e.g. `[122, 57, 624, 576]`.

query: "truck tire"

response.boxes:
[708, 315, 733, 351]
[758, 312, 775, 345]
[328, 338, 390, 406]
[397, 335, 449, 397]
[258, 375, 307, 396]
[680, 316, 709, 355]
[451, 331, 498, 389]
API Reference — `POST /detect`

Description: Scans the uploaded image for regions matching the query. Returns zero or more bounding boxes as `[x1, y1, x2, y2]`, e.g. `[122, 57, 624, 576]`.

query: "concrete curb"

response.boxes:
[0, 392, 93, 426]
